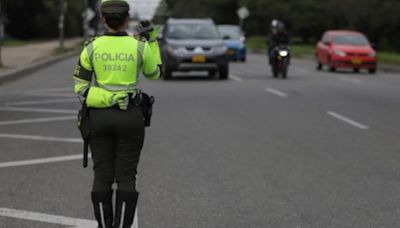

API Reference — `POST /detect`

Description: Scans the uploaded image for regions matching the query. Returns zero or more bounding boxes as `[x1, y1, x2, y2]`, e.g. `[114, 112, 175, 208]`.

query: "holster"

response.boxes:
[132, 91, 154, 127]
[77, 99, 90, 168]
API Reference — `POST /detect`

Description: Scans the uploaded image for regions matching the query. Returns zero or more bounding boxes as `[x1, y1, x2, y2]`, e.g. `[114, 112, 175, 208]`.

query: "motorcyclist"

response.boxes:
[267, 19, 290, 64]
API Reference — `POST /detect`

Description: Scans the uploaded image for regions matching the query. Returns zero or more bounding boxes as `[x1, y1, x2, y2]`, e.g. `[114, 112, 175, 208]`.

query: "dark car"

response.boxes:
[159, 18, 229, 80]
[218, 25, 247, 62]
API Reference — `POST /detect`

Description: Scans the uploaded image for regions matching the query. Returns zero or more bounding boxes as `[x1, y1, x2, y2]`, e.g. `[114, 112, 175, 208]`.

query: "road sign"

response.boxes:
[237, 7, 250, 19]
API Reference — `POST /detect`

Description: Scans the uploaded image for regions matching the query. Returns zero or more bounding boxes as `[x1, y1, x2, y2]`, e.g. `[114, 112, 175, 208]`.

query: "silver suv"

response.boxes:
[159, 18, 229, 80]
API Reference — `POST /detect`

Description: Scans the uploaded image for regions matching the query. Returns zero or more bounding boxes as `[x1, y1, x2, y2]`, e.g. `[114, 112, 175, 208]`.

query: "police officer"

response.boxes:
[73, 0, 161, 227]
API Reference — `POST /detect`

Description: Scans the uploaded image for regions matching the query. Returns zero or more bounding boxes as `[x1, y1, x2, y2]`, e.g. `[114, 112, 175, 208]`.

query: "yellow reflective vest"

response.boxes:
[73, 32, 161, 108]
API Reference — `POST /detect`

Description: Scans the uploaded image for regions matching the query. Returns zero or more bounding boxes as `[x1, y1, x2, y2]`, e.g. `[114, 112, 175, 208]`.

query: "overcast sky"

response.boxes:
[127, 0, 162, 20]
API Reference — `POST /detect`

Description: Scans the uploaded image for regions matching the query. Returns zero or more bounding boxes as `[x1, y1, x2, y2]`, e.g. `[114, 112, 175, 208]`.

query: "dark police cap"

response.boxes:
[101, 0, 130, 14]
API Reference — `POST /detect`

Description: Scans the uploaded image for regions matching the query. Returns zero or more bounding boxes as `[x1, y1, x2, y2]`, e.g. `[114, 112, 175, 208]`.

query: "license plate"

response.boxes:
[352, 58, 362, 64]
[227, 50, 236, 56]
[192, 55, 206, 63]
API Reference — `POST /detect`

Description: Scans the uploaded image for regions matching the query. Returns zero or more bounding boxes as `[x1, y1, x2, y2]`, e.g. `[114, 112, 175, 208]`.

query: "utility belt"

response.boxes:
[77, 90, 155, 168]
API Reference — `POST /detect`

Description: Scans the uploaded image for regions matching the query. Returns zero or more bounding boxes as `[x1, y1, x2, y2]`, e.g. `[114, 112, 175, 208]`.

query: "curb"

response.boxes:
[0, 50, 80, 85]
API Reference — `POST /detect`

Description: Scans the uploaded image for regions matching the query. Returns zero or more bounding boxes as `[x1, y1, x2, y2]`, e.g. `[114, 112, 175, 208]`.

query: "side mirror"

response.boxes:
[223, 35, 230, 40]
[323, 41, 330, 46]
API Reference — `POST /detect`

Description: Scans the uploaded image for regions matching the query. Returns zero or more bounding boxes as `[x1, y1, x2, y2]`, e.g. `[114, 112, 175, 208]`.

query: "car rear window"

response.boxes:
[218, 27, 241, 40]
[332, 34, 369, 45]
[167, 23, 220, 40]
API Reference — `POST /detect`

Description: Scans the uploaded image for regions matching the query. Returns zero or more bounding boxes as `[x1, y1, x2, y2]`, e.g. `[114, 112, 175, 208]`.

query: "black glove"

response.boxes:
[135, 20, 154, 41]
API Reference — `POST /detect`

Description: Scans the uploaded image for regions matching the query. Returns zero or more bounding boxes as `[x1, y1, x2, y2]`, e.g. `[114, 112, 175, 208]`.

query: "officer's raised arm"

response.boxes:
[142, 41, 161, 80]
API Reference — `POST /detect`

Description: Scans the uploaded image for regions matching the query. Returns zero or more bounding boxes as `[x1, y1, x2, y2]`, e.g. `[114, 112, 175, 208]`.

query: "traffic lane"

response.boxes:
[0, 138, 81, 163]
[0, 58, 76, 93]
[137, 76, 400, 227]
[0, 117, 79, 138]
[0, 59, 82, 163]
[0, 99, 81, 162]
[0, 161, 93, 225]
[236, 57, 400, 226]
[0, 57, 93, 227]
[231, 53, 400, 140]
[0, 54, 398, 227]
[231, 53, 400, 91]
[0, 218, 66, 228]
[139, 84, 308, 227]
[287, 63, 400, 138]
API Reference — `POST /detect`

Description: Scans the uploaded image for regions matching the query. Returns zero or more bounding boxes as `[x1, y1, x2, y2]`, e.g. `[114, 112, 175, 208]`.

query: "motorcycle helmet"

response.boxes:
[270, 19, 281, 34]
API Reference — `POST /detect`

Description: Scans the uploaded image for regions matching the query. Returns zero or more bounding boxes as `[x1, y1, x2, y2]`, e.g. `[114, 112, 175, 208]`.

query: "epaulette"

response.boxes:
[84, 36, 100, 47]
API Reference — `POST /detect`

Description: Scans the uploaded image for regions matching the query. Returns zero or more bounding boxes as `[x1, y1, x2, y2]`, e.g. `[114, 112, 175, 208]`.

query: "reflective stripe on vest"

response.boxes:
[97, 82, 138, 92]
[87, 42, 95, 68]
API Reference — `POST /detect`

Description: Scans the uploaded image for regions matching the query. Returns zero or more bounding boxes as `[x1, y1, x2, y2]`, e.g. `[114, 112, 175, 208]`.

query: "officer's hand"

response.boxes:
[149, 25, 161, 42]
[113, 93, 129, 111]
[136, 20, 154, 41]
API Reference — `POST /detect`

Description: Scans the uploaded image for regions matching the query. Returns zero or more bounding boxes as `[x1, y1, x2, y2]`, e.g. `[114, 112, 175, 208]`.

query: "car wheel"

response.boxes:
[369, 69, 376, 74]
[282, 71, 287, 79]
[353, 68, 360, 73]
[327, 56, 336, 72]
[208, 70, 217, 77]
[317, 62, 322, 70]
[163, 67, 172, 80]
[241, 56, 246, 62]
[272, 67, 278, 78]
[219, 65, 229, 80]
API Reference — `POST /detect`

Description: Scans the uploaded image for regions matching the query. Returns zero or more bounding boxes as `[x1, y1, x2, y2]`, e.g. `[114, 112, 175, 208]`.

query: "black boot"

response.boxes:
[91, 191, 114, 228]
[114, 191, 139, 228]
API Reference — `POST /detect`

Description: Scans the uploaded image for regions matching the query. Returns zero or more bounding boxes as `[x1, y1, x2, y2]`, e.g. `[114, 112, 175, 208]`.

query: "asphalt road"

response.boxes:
[0, 53, 400, 228]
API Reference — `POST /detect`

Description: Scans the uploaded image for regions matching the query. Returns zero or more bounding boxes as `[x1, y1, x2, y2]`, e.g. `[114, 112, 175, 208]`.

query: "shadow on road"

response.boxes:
[162, 74, 224, 81]
[319, 69, 376, 75]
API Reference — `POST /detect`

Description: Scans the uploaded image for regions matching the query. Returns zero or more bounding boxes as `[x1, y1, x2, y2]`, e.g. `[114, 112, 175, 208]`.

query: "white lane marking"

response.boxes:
[339, 77, 362, 84]
[0, 207, 138, 228]
[265, 87, 288, 97]
[23, 92, 77, 98]
[133, 207, 138, 228]
[5, 98, 77, 106]
[0, 116, 76, 126]
[0, 106, 76, 114]
[230, 75, 243, 82]
[0, 208, 97, 228]
[0, 154, 85, 168]
[0, 133, 82, 143]
[26, 87, 72, 93]
[327, 111, 370, 130]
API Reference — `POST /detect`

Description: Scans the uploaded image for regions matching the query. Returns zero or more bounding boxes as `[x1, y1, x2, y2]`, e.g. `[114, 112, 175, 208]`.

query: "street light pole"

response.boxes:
[0, 0, 4, 67]
[82, 0, 89, 40]
[59, 0, 66, 50]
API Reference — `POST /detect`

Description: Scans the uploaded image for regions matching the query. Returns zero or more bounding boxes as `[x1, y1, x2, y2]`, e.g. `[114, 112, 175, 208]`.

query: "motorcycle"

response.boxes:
[271, 45, 290, 79]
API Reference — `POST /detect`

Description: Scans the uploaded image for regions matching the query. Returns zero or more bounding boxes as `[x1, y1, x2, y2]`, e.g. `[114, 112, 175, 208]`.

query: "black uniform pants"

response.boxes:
[89, 104, 145, 192]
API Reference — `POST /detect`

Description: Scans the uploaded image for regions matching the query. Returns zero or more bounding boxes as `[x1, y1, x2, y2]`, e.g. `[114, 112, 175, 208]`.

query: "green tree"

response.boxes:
[159, 0, 400, 51]
[3, 0, 84, 39]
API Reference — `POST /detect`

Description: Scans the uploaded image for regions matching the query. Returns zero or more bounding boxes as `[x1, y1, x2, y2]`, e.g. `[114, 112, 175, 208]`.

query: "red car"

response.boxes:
[316, 30, 377, 74]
